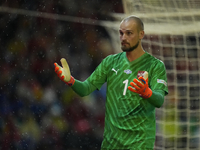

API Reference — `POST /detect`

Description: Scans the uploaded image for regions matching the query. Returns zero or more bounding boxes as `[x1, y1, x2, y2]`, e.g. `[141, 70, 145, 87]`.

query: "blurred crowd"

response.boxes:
[0, 0, 123, 150]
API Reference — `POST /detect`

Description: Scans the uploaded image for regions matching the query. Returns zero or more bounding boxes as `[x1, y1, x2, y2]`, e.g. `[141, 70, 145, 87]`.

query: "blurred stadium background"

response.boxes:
[0, 0, 200, 150]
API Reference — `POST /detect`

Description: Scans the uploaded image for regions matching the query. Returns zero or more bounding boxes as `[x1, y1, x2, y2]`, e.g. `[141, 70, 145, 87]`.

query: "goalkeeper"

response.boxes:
[54, 15, 168, 150]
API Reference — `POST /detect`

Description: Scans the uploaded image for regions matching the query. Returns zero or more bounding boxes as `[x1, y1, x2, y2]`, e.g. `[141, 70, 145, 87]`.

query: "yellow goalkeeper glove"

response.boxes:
[54, 58, 75, 86]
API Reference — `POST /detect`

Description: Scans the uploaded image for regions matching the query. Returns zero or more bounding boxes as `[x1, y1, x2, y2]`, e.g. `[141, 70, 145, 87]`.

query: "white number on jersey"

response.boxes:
[123, 79, 129, 95]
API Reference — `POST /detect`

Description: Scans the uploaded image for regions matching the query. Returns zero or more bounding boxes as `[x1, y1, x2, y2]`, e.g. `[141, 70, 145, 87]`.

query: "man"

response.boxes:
[54, 15, 168, 150]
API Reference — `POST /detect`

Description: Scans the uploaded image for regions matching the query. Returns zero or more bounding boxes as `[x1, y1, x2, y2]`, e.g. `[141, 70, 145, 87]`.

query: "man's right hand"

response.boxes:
[54, 58, 75, 86]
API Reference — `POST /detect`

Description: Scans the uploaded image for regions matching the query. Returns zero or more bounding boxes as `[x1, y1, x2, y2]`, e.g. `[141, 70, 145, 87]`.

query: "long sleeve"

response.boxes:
[71, 79, 97, 97]
[147, 90, 165, 108]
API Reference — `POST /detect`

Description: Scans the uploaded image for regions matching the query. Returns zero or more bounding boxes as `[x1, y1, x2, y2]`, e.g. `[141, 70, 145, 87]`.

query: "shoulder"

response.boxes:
[145, 52, 165, 66]
[103, 52, 124, 62]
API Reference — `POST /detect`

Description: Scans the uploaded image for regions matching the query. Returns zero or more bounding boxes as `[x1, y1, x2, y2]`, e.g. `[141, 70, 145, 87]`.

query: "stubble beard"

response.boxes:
[121, 41, 140, 52]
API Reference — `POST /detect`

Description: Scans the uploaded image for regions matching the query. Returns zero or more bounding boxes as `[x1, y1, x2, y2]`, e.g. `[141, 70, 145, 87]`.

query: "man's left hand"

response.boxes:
[128, 76, 152, 99]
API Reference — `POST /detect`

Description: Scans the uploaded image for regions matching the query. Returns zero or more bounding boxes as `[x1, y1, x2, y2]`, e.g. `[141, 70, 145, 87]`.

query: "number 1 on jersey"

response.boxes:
[123, 79, 129, 95]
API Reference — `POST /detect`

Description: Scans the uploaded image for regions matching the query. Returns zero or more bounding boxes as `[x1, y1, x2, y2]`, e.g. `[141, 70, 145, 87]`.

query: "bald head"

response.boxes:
[121, 16, 144, 32]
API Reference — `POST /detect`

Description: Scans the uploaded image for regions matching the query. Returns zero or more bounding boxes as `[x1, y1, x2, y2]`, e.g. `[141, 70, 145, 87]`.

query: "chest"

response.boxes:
[107, 61, 150, 97]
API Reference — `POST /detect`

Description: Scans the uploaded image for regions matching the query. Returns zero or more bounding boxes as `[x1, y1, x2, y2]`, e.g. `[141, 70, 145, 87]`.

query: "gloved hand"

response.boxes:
[128, 72, 152, 99]
[54, 58, 75, 86]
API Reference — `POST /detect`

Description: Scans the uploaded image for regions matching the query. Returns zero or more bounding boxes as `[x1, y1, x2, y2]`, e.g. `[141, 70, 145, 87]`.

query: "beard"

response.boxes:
[121, 41, 139, 52]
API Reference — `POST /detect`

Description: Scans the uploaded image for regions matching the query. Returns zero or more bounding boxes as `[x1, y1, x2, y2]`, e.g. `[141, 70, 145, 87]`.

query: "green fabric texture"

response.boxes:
[70, 52, 168, 149]
[148, 90, 165, 108]
[71, 79, 96, 97]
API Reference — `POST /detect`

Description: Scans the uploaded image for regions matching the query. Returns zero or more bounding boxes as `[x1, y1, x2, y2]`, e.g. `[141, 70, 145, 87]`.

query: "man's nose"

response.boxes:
[121, 34, 127, 40]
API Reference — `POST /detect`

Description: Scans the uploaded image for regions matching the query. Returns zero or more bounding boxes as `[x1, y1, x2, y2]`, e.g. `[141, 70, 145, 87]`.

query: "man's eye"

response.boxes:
[127, 32, 132, 35]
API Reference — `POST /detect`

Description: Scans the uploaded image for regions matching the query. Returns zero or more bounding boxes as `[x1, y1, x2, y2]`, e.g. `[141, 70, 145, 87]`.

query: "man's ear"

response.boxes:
[139, 30, 145, 39]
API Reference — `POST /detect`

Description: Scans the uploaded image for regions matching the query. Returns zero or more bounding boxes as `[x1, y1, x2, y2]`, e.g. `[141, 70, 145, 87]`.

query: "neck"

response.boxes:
[126, 48, 145, 62]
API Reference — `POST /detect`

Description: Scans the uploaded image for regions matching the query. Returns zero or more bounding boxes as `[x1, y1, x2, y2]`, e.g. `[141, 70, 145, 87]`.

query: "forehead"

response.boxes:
[119, 20, 137, 31]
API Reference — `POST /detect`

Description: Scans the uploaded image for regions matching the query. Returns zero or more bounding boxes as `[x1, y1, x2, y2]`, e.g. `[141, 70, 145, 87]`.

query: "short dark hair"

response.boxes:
[122, 15, 144, 31]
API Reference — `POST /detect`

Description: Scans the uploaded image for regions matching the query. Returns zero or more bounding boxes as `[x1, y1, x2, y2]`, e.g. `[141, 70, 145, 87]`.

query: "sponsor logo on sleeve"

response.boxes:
[157, 79, 167, 86]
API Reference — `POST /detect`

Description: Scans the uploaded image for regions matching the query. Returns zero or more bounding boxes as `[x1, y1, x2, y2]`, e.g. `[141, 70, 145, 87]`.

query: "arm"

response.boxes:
[128, 73, 165, 108]
[54, 58, 97, 97]
[147, 90, 165, 108]
[71, 79, 97, 97]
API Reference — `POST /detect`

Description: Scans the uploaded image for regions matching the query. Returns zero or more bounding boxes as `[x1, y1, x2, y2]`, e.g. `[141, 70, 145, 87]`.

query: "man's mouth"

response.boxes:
[122, 42, 129, 45]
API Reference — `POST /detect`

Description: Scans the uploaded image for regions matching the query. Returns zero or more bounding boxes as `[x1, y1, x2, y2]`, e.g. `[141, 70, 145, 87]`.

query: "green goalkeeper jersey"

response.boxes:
[86, 52, 168, 150]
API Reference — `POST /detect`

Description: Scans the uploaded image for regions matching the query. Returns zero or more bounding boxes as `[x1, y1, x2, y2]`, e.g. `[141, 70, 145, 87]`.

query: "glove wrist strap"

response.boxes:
[65, 76, 75, 86]
[140, 88, 152, 99]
